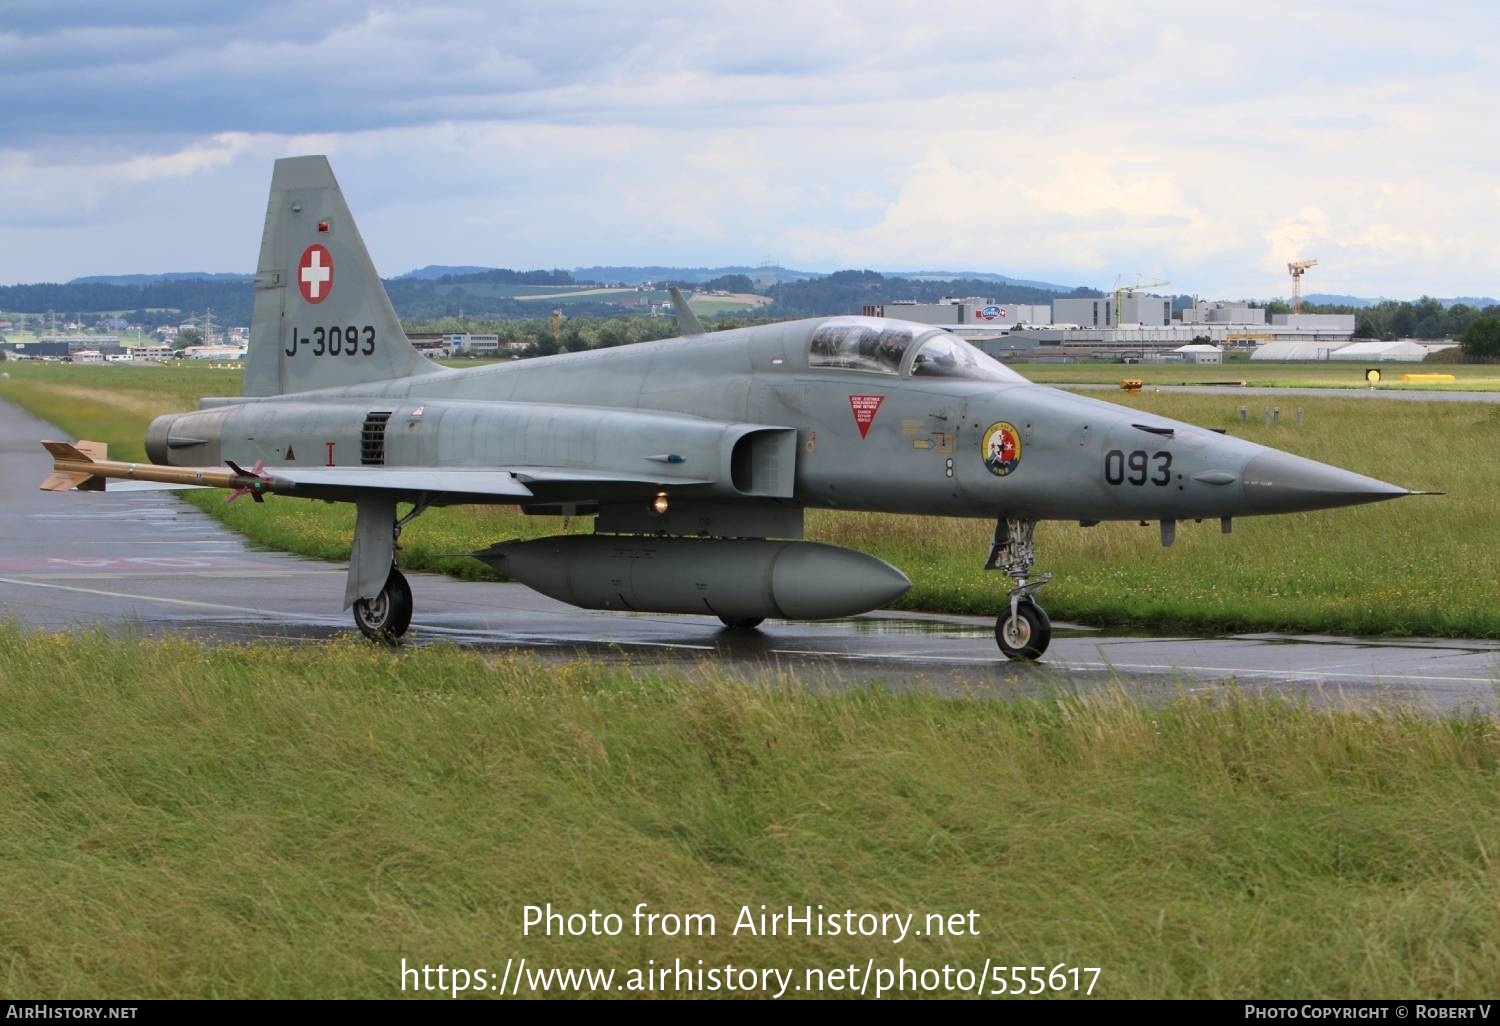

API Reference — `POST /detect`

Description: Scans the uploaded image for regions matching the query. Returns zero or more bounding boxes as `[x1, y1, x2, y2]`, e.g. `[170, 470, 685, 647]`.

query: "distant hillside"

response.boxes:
[70, 272, 252, 286]
[1303, 292, 1499, 309]
[7, 270, 1486, 329]
[395, 265, 499, 281]
[579, 266, 1081, 292]
[765, 269, 1103, 318]
[891, 270, 1080, 292]
[573, 265, 819, 286]
[0, 279, 256, 326]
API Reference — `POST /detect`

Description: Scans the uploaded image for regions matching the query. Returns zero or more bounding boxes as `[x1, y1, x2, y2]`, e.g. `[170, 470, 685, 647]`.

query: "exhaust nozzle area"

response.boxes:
[144, 413, 177, 465]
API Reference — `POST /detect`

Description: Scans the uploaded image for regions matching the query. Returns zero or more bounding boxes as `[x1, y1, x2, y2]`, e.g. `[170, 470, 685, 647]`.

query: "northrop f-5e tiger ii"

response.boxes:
[41, 156, 1415, 659]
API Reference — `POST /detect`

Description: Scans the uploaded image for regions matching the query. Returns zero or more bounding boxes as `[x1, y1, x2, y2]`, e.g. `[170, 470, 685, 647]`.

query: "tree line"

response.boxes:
[0, 268, 1104, 327]
[763, 269, 1102, 317]
[5, 272, 1498, 361]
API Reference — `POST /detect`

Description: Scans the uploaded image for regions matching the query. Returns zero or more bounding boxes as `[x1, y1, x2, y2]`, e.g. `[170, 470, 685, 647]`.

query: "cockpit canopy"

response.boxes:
[807, 317, 1026, 383]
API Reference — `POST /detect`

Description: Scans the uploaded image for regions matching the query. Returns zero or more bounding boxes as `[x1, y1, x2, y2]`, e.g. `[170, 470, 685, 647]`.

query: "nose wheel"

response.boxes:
[996, 598, 1051, 661]
[986, 516, 1053, 661]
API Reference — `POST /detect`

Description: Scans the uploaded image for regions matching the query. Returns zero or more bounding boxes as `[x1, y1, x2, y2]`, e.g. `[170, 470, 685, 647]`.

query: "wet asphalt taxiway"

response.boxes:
[3, 400, 1496, 711]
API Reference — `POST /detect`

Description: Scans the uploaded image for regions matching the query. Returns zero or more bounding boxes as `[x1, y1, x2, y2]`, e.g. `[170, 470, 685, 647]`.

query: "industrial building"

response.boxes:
[1270, 313, 1356, 332]
[1143, 344, 1223, 364]
[1053, 295, 1171, 328]
[856, 274, 1393, 363]
[863, 298, 1052, 327]
[1181, 301, 1265, 324]
[0, 340, 70, 359]
[1022, 291, 1360, 359]
[179, 344, 248, 360]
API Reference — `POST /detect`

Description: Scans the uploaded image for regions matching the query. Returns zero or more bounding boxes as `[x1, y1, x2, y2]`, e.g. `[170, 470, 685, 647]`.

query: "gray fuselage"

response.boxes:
[162, 315, 1402, 525]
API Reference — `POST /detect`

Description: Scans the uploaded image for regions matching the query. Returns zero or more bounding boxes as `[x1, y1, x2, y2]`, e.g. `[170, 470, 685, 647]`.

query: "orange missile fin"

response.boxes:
[40, 439, 106, 491]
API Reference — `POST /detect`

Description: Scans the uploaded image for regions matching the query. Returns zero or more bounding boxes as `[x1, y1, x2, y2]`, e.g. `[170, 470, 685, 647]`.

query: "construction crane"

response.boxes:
[1112, 275, 1171, 326]
[1287, 259, 1318, 314]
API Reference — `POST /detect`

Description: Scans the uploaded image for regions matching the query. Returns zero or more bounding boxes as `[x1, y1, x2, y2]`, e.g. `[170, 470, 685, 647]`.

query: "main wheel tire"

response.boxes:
[719, 615, 765, 631]
[354, 567, 413, 641]
[995, 599, 1051, 661]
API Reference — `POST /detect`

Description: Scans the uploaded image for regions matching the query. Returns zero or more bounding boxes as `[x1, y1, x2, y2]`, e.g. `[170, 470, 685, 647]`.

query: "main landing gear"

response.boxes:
[352, 499, 428, 643]
[986, 517, 1053, 661]
[354, 566, 413, 641]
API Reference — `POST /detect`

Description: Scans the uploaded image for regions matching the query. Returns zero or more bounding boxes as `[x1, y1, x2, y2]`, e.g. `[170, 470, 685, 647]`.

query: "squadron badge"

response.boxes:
[981, 421, 1022, 477]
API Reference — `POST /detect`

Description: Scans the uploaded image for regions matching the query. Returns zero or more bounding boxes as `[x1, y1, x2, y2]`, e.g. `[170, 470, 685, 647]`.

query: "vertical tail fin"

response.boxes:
[243, 156, 442, 397]
[668, 286, 705, 335]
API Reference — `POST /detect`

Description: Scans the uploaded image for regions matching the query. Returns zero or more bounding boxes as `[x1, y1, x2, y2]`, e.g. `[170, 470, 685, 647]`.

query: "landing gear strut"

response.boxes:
[351, 498, 429, 642]
[985, 517, 1053, 661]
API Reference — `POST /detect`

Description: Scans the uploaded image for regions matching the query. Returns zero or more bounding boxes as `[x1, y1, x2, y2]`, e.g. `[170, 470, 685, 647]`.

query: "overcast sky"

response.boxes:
[1, 1, 1494, 299]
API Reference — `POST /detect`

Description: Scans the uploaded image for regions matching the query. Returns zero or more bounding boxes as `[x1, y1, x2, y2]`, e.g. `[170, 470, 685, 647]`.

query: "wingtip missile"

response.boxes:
[39, 439, 286, 498]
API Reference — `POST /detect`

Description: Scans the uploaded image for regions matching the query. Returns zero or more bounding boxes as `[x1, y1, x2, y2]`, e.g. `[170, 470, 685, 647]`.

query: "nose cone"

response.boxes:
[1242, 450, 1409, 514]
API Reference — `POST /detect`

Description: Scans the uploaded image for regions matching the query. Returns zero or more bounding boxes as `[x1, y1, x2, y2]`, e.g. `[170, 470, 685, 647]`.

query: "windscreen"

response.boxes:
[910, 332, 1028, 383]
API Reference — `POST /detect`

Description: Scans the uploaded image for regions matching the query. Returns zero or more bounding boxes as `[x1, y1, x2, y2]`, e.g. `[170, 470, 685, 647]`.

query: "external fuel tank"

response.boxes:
[475, 536, 912, 620]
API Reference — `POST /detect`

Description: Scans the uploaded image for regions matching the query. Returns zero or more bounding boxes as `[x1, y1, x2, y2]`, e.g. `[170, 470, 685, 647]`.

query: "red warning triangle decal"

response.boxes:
[849, 395, 884, 439]
[285, 445, 296, 461]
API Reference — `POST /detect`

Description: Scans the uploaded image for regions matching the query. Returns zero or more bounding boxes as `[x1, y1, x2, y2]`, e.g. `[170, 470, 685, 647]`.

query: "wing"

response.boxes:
[41, 440, 712, 506]
[259, 465, 713, 504]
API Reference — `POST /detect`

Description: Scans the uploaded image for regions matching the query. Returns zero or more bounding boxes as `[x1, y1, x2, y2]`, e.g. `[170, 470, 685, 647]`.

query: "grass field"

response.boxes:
[1, 627, 1496, 999]
[1014, 360, 1500, 391]
[2, 360, 1495, 637]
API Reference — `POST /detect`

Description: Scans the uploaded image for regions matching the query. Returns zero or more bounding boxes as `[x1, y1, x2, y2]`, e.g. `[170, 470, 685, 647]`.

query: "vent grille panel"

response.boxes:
[361, 411, 392, 466]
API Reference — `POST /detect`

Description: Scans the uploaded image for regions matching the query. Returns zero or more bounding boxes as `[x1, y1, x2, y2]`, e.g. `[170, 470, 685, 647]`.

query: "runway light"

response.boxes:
[652, 491, 670, 515]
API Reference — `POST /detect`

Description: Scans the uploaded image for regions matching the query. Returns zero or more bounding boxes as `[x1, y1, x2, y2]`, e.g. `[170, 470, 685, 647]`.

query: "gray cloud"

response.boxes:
[0, 1, 1496, 296]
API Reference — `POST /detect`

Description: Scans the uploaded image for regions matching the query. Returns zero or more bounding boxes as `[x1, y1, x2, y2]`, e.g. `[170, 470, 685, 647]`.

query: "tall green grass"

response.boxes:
[1, 362, 1491, 636]
[0, 628, 1496, 998]
[1015, 360, 1500, 390]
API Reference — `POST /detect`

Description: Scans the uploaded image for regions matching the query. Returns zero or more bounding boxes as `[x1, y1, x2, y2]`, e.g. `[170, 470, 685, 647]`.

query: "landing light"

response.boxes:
[652, 491, 670, 515]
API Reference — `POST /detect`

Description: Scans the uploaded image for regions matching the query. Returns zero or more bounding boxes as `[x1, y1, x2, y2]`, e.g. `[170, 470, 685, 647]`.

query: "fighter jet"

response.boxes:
[41, 156, 1414, 659]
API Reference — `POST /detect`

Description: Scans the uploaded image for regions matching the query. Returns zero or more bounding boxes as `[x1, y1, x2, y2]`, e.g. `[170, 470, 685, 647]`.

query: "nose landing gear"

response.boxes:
[986, 517, 1053, 661]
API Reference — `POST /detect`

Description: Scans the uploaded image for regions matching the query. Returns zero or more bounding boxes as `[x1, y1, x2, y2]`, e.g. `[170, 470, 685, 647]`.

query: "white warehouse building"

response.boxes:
[1326, 339, 1430, 362]
[1175, 343, 1223, 364]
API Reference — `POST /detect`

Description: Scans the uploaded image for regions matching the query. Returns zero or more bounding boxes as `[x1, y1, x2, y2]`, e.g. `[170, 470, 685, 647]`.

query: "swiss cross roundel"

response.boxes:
[297, 244, 334, 304]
